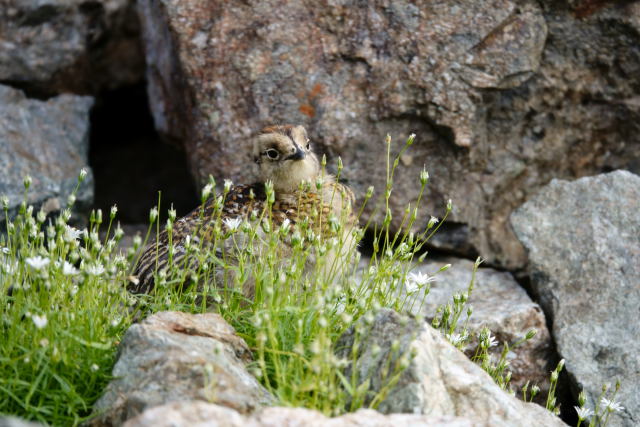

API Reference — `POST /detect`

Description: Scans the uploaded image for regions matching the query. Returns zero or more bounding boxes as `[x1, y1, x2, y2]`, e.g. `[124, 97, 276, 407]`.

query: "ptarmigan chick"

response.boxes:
[129, 124, 358, 297]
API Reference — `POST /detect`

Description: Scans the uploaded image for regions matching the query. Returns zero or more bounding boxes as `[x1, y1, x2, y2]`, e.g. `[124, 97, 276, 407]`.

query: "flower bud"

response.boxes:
[149, 207, 158, 223]
[366, 186, 374, 199]
[201, 183, 213, 201]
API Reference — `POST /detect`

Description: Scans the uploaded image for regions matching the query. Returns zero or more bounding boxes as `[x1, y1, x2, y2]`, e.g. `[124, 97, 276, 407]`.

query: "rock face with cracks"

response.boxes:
[137, 0, 640, 268]
[0, 84, 94, 221]
[336, 309, 566, 426]
[0, 0, 143, 95]
[511, 170, 640, 427]
[90, 311, 273, 426]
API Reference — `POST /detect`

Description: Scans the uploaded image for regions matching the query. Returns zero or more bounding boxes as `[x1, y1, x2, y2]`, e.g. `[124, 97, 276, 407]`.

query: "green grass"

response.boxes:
[0, 135, 620, 426]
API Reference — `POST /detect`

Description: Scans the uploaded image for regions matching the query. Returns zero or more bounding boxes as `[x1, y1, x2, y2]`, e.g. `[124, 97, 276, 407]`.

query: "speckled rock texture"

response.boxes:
[511, 171, 640, 427]
[0, 0, 143, 95]
[336, 309, 566, 426]
[124, 401, 476, 427]
[408, 257, 553, 399]
[137, 0, 640, 268]
[90, 311, 273, 426]
[0, 84, 94, 221]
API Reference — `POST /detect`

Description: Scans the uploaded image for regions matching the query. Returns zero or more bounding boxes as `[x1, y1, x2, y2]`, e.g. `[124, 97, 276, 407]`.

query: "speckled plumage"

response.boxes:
[129, 125, 358, 296]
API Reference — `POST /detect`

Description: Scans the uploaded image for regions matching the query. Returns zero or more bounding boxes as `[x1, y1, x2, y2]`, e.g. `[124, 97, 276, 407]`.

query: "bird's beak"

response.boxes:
[286, 146, 306, 161]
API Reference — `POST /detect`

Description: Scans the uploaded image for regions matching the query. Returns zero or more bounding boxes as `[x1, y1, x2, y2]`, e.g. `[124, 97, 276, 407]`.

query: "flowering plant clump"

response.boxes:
[1, 134, 619, 427]
[570, 383, 625, 427]
[1, 171, 134, 425]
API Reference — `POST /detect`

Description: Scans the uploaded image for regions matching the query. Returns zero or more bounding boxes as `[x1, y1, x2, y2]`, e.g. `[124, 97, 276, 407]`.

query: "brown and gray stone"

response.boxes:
[336, 309, 566, 426]
[0, 84, 94, 221]
[90, 311, 273, 426]
[137, 0, 640, 268]
[511, 170, 640, 427]
[124, 401, 475, 427]
[0, 0, 143, 95]
[407, 257, 553, 398]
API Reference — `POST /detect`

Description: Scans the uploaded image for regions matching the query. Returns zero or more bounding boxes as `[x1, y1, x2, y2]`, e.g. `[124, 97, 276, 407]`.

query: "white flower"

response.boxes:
[1, 195, 9, 209]
[575, 406, 594, 420]
[223, 217, 242, 232]
[428, 216, 439, 227]
[484, 331, 498, 348]
[224, 179, 233, 192]
[79, 168, 88, 181]
[32, 314, 48, 329]
[408, 271, 436, 288]
[26, 256, 50, 271]
[1, 247, 9, 255]
[90, 363, 99, 372]
[86, 262, 105, 276]
[63, 226, 83, 243]
[62, 261, 78, 276]
[110, 205, 118, 218]
[446, 333, 466, 346]
[601, 397, 624, 413]
[406, 280, 420, 294]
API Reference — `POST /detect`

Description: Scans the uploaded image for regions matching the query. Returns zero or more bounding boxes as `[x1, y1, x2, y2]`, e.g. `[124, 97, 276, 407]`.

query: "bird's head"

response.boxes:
[253, 124, 320, 192]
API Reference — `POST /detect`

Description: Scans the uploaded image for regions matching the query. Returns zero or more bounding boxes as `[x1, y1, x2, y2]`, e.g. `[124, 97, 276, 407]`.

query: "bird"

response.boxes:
[128, 124, 359, 299]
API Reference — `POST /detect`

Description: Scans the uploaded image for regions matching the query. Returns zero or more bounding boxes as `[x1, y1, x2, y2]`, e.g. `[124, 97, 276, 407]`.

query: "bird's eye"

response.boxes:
[265, 149, 279, 159]
[306, 139, 311, 150]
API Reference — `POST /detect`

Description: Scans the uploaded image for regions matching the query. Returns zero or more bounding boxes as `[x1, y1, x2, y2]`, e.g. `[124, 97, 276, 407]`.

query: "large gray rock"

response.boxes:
[0, 85, 94, 221]
[124, 401, 475, 427]
[0, 417, 46, 427]
[0, 0, 143, 94]
[90, 311, 273, 426]
[409, 258, 553, 397]
[336, 309, 566, 426]
[511, 170, 640, 427]
[137, 0, 640, 268]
